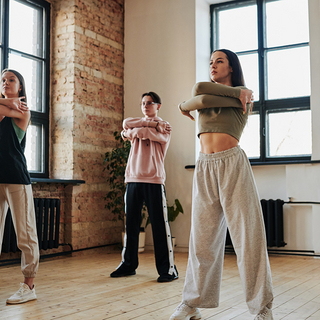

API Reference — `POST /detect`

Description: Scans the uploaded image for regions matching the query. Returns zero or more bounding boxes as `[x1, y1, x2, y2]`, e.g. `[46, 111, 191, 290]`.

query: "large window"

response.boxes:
[0, 0, 50, 177]
[211, 0, 311, 163]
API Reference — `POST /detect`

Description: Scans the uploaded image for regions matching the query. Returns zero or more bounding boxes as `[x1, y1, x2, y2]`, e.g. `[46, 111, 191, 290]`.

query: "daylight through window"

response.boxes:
[211, 0, 311, 163]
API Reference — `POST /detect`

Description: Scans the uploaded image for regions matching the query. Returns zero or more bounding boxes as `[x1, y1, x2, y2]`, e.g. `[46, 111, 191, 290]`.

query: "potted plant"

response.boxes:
[104, 131, 131, 222]
[138, 204, 149, 252]
[167, 199, 184, 224]
[167, 199, 184, 249]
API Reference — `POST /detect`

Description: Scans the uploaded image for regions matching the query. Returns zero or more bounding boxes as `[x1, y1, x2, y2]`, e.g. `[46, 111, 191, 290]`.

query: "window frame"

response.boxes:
[0, 0, 50, 177]
[210, 0, 311, 164]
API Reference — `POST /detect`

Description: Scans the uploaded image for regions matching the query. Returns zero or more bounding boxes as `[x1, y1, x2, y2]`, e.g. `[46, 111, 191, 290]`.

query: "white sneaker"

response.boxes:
[254, 307, 273, 320]
[6, 283, 37, 304]
[169, 302, 202, 320]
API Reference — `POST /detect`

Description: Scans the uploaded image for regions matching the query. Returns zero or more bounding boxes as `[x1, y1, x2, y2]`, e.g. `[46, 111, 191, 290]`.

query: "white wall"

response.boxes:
[124, 0, 320, 254]
[124, 0, 196, 250]
[253, 163, 320, 252]
[310, 0, 320, 160]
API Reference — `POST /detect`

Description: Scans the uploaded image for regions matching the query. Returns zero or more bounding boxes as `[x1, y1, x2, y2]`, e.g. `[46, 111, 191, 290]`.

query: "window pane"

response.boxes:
[266, 0, 309, 48]
[217, 4, 257, 52]
[8, 52, 43, 112]
[266, 47, 310, 100]
[240, 113, 260, 158]
[9, 0, 43, 57]
[238, 53, 259, 101]
[268, 110, 311, 157]
[25, 123, 43, 172]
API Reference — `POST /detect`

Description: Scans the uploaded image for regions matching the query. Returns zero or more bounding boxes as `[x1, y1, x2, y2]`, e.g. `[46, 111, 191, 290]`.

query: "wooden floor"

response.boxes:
[1, 249, 320, 319]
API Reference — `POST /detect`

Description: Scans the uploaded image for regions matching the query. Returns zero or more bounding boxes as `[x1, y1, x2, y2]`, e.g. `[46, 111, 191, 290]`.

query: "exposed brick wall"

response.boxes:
[0, 0, 124, 263]
[50, 0, 124, 250]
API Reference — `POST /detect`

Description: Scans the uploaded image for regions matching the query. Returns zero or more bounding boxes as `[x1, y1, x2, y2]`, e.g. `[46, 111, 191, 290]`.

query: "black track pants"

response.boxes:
[121, 182, 177, 277]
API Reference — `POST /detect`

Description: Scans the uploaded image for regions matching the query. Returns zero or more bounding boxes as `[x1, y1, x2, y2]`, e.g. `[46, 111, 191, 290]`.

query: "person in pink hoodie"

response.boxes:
[110, 91, 179, 282]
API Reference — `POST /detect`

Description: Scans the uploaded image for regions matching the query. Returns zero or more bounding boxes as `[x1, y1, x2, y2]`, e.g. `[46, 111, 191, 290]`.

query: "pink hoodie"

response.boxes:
[122, 116, 171, 185]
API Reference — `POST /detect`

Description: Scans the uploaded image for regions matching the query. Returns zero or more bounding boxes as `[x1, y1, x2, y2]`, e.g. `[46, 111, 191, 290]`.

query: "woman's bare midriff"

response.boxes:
[200, 132, 238, 154]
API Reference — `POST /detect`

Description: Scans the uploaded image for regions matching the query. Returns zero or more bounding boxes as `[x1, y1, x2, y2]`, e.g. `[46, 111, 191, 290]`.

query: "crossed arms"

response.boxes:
[0, 97, 30, 131]
[178, 82, 253, 121]
[122, 118, 171, 145]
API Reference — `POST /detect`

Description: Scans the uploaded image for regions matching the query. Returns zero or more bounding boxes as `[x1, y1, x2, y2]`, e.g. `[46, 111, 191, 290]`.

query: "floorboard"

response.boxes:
[1, 249, 320, 319]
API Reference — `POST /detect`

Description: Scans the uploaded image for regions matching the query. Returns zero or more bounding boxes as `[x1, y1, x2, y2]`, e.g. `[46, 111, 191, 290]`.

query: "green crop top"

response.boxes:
[11, 118, 26, 143]
[179, 82, 249, 141]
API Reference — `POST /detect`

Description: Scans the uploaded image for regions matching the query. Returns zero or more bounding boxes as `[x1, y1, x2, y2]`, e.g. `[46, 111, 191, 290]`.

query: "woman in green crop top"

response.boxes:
[170, 50, 274, 320]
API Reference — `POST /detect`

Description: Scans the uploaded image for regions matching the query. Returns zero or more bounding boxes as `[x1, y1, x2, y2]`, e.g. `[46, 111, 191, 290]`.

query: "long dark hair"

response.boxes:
[213, 49, 245, 87]
[141, 91, 161, 104]
[1, 68, 27, 102]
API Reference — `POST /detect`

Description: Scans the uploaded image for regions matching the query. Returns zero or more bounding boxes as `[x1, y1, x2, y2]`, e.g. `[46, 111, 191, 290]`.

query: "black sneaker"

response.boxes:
[110, 265, 136, 278]
[157, 273, 179, 283]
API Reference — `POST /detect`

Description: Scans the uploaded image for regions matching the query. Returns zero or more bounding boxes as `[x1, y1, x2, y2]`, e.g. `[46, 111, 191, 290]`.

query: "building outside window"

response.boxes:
[211, 0, 311, 163]
[0, 0, 50, 177]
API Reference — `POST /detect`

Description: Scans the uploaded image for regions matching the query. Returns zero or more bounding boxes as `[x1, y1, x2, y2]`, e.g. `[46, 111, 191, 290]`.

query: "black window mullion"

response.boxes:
[256, 0, 266, 162]
[266, 42, 309, 53]
[1, 0, 9, 69]
[8, 48, 45, 62]
[43, 0, 50, 115]
[265, 96, 310, 112]
[42, 1, 50, 178]
[210, 5, 215, 53]
[260, 103, 266, 161]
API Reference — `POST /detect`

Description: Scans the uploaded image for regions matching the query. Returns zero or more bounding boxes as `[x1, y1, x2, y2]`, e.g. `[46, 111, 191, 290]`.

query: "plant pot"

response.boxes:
[172, 236, 176, 250]
[138, 231, 146, 253]
[122, 231, 146, 253]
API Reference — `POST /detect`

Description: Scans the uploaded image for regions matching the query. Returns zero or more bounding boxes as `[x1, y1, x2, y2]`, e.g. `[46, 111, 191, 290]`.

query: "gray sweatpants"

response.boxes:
[182, 146, 273, 315]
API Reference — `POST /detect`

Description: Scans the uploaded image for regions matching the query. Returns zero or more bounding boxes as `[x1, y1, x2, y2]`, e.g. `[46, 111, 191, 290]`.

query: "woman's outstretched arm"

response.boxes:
[191, 82, 254, 112]
[192, 82, 242, 98]
[179, 94, 242, 112]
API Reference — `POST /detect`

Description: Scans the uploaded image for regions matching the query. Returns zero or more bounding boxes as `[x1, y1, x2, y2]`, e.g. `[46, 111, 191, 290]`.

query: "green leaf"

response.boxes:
[175, 199, 184, 213]
[104, 131, 131, 221]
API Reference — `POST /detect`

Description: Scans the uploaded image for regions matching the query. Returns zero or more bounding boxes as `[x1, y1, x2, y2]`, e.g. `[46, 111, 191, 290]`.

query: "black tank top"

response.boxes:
[0, 117, 31, 184]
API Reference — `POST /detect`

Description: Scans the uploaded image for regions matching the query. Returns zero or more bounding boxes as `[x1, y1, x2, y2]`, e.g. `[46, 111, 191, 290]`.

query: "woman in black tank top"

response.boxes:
[0, 69, 39, 304]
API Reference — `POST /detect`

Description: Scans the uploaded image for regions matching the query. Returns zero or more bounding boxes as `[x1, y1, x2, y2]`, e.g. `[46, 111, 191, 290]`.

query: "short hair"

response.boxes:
[141, 91, 161, 104]
[213, 49, 245, 87]
[1, 69, 27, 102]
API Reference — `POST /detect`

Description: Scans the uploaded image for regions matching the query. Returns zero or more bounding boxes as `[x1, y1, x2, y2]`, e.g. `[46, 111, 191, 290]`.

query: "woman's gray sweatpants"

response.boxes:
[182, 146, 273, 315]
